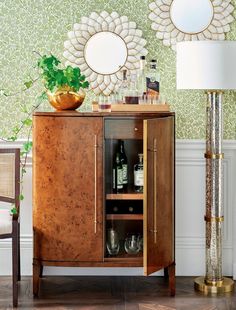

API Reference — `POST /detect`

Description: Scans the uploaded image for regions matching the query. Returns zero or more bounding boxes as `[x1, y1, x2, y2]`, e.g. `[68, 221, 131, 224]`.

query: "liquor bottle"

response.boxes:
[125, 73, 139, 104]
[118, 140, 128, 192]
[137, 56, 147, 96]
[134, 154, 144, 193]
[119, 69, 129, 103]
[146, 59, 160, 98]
[113, 150, 123, 193]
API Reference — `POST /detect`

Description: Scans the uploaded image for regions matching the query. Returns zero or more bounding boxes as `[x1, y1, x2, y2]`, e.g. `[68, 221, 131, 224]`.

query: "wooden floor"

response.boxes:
[0, 276, 235, 310]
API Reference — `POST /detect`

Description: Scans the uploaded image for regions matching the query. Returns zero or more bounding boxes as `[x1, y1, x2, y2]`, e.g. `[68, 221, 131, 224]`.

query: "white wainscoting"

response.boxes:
[0, 139, 236, 278]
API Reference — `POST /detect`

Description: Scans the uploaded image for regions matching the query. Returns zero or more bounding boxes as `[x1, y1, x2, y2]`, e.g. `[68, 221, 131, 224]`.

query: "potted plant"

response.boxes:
[38, 54, 89, 110]
[0, 53, 89, 213]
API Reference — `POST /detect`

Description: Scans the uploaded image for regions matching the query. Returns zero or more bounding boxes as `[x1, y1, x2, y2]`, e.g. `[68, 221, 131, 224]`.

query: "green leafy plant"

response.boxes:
[38, 55, 89, 92]
[0, 53, 89, 214]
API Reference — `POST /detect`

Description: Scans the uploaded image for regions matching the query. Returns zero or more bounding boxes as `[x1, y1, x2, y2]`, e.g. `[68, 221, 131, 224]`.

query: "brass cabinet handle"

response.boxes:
[153, 138, 157, 244]
[94, 135, 97, 234]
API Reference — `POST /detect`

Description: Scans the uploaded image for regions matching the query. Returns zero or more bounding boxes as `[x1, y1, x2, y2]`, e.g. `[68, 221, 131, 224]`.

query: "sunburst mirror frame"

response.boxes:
[63, 11, 148, 96]
[149, 0, 235, 51]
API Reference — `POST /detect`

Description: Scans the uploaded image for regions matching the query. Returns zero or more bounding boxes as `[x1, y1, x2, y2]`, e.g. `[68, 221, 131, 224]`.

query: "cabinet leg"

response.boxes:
[39, 265, 43, 278]
[168, 263, 175, 296]
[33, 262, 41, 297]
[164, 267, 169, 279]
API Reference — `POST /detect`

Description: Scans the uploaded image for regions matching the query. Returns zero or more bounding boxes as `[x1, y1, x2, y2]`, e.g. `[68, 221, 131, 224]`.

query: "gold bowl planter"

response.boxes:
[47, 87, 85, 110]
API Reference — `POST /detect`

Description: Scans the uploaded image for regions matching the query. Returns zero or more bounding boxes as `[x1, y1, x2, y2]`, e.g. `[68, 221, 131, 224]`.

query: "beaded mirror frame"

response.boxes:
[63, 11, 148, 96]
[149, 0, 235, 51]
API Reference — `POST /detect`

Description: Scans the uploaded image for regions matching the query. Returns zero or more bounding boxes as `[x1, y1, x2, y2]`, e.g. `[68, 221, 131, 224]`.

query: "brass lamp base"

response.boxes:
[194, 276, 234, 294]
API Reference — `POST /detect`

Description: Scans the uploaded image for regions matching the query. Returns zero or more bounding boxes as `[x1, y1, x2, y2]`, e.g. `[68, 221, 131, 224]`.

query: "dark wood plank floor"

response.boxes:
[0, 276, 235, 310]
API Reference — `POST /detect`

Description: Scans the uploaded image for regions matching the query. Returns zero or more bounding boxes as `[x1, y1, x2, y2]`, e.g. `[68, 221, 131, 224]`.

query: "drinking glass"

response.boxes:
[137, 235, 143, 252]
[106, 228, 120, 255]
[124, 235, 140, 254]
[98, 95, 111, 112]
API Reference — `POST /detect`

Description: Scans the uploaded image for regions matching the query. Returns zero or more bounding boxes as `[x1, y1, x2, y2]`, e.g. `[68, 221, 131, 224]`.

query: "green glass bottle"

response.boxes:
[112, 150, 123, 193]
[134, 154, 144, 193]
[119, 140, 128, 192]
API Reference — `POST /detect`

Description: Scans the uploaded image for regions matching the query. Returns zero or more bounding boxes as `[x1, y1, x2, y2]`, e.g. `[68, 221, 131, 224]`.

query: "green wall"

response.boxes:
[1, 0, 236, 139]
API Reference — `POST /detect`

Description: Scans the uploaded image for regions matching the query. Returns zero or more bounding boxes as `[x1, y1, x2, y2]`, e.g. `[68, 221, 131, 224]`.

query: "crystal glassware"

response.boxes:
[124, 235, 140, 254]
[98, 94, 111, 112]
[106, 228, 120, 255]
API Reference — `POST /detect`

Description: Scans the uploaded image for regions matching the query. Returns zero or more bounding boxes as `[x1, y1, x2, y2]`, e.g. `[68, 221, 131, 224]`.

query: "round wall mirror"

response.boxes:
[170, 0, 214, 34]
[149, 0, 234, 50]
[84, 32, 127, 75]
[64, 11, 147, 95]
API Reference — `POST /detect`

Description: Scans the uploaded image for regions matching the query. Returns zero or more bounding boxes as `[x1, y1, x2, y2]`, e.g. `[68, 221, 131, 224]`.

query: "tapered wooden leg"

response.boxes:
[33, 262, 41, 297]
[17, 222, 21, 281]
[39, 265, 43, 278]
[12, 221, 18, 307]
[164, 267, 169, 279]
[168, 262, 175, 296]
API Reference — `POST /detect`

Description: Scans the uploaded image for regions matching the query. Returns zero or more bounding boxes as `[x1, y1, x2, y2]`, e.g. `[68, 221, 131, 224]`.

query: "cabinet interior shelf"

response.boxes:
[106, 193, 143, 200]
[106, 214, 143, 220]
[104, 252, 143, 262]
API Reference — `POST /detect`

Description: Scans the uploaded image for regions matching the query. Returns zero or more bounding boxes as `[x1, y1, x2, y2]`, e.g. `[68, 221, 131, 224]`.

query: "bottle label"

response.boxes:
[146, 77, 159, 95]
[122, 164, 128, 184]
[134, 170, 143, 186]
[117, 168, 123, 189]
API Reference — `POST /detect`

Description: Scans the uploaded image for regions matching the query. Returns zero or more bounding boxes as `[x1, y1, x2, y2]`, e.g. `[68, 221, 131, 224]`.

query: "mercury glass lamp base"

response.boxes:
[194, 276, 234, 293]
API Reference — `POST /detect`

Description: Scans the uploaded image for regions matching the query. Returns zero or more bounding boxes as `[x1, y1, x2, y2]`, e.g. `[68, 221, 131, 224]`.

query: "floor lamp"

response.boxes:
[176, 41, 236, 293]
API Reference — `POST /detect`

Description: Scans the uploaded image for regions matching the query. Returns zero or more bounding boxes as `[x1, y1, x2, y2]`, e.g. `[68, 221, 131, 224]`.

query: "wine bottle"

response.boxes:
[134, 154, 144, 193]
[113, 150, 123, 193]
[119, 140, 128, 192]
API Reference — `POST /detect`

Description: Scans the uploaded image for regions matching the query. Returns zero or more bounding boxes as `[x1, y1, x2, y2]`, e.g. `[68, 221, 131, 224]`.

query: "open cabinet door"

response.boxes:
[143, 116, 174, 276]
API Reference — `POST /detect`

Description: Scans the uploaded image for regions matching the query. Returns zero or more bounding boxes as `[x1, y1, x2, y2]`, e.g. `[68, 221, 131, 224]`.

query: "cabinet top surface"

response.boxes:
[34, 111, 175, 117]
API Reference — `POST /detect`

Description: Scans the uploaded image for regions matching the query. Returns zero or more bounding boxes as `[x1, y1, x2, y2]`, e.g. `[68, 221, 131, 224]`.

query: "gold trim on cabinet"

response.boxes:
[153, 138, 157, 244]
[94, 134, 97, 234]
[143, 120, 148, 276]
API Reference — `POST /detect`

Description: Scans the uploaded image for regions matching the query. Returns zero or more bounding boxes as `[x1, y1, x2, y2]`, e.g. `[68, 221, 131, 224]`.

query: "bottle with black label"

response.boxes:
[119, 140, 128, 192]
[113, 150, 123, 193]
[134, 154, 144, 193]
[146, 59, 160, 98]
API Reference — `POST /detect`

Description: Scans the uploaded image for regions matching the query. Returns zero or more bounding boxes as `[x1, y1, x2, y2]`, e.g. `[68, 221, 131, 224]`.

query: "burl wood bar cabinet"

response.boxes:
[33, 111, 175, 296]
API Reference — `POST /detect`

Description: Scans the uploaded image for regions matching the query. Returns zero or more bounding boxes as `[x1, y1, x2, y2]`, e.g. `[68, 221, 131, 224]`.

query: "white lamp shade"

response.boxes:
[176, 41, 236, 90]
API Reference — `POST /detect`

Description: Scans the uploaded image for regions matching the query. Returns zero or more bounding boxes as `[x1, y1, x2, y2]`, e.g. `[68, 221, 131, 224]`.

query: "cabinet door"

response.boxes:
[33, 116, 103, 262]
[143, 116, 174, 275]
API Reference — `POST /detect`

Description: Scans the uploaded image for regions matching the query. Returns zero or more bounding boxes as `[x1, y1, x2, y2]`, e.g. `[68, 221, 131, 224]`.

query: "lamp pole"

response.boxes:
[194, 91, 233, 293]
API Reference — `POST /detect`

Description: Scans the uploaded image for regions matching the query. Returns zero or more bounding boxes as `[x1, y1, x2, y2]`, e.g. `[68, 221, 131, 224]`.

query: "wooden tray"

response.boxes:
[92, 102, 170, 112]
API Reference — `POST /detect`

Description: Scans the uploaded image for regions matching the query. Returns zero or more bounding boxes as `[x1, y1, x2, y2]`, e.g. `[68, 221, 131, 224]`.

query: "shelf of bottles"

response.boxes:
[97, 56, 162, 112]
[105, 138, 144, 260]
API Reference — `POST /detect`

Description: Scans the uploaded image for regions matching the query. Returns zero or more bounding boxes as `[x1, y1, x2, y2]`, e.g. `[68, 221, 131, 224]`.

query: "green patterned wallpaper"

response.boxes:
[0, 0, 236, 139]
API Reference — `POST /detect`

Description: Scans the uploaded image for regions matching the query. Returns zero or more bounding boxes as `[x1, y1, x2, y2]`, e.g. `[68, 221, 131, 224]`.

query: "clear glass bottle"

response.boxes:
[134, 153, 143, 193]
[113, 150, 123, 193]
[119, 69, 129, 103]
[125, 73, 139, 104]
[118, 140, 128, 192]
[137, 56, 147, 96]
[146, 59, 160, 98]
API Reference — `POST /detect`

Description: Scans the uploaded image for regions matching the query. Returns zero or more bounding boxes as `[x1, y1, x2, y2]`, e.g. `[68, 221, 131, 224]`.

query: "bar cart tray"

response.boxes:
[92, 102, 170, 112]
